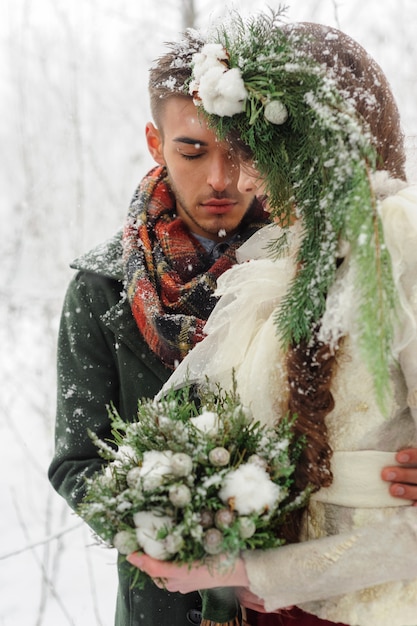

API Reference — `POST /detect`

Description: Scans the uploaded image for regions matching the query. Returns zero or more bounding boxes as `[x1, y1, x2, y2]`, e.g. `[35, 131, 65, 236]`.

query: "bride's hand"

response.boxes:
[126, 552, 249, 593]
[381, 447, 417, 504]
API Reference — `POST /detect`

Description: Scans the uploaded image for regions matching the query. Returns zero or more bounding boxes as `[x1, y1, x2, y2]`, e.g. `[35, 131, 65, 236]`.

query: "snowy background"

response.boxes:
[1, 0, 416, 624]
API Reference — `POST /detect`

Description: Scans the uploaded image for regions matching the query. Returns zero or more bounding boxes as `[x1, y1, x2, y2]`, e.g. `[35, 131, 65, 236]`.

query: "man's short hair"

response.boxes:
[148, 29, 205, 128]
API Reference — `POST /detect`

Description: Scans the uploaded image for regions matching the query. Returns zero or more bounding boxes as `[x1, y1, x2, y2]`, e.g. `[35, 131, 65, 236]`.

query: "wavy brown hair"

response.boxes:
[276, 23, 406, 542]
[284, 22, 406, 180]
[280, 336, 340, 542]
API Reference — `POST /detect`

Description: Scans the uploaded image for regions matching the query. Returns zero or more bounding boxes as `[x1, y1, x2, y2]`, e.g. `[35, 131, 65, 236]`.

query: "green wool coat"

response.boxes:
[48, 232, 202, 626]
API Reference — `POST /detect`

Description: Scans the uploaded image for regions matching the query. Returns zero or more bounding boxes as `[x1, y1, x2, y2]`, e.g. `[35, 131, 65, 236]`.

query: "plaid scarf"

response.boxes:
[123, 165, 270, 369]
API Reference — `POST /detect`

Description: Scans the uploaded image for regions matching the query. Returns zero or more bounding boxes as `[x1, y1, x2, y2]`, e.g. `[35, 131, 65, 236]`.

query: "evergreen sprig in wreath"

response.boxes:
[189, 10, 397, 411]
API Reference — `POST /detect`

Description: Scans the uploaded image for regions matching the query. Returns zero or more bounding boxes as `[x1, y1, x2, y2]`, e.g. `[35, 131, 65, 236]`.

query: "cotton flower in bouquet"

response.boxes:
[79, 383, 309, 587]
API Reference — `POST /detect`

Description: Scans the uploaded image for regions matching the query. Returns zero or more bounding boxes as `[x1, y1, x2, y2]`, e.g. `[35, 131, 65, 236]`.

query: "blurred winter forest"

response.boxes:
[0, 0, 416, 624]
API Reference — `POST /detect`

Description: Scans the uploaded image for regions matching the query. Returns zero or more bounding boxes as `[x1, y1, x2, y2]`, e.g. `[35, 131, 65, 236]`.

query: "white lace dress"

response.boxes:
[163, 185, 417, 626]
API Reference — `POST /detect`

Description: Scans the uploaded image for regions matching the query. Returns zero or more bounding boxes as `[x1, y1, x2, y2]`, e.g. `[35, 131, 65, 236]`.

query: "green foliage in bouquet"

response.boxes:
[79, 383, 309, 587]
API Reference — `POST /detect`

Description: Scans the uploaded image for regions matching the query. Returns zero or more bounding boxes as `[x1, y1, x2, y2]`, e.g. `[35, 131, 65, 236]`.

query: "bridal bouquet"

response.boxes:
[80, 383, 308, 585]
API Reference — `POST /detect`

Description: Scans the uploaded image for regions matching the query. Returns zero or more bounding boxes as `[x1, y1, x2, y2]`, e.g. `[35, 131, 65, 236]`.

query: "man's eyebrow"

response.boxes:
[173, 137, 209, 146]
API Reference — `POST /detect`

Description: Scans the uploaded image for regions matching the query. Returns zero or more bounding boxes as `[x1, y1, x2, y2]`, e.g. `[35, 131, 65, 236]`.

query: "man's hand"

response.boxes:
[381, 448, 417, 504]
[237, 589, 287, 615]
[126, 552, 249, 593]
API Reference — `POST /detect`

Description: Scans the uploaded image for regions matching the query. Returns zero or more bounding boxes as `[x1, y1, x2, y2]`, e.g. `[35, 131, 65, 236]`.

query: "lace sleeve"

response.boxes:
[243, 507, 417, 611]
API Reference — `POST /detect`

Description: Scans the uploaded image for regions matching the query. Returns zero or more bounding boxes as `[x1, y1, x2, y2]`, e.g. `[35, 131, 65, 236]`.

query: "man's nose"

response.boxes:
[207, 153, 235, 191]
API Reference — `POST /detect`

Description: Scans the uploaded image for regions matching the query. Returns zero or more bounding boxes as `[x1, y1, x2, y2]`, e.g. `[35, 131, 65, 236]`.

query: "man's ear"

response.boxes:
[146, 122, 165, 165]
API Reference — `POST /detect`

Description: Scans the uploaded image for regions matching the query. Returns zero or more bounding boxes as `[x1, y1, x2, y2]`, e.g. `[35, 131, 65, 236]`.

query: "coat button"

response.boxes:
[186, 608, 202, 624]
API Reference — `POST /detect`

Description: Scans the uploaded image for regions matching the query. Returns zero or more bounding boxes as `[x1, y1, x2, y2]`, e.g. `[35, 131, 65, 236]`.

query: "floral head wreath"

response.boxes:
[190, 10, 397, 410]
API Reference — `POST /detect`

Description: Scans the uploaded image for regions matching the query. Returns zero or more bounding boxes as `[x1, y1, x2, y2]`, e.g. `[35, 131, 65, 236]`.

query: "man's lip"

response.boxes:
[201, 199, 236, 214]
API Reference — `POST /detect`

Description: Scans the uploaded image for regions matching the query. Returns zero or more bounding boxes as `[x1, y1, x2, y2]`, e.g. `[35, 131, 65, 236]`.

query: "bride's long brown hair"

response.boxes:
[273, 23, 406, 542]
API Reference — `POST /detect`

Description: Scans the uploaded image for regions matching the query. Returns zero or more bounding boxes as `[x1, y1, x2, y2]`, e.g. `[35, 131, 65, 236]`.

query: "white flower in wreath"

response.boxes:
[191, 43, 228, 81]
[198, 66, 247, 116]
[190, 44, 247, 117]
[133, 511, 173, 560]
[219, 463, 281, 515]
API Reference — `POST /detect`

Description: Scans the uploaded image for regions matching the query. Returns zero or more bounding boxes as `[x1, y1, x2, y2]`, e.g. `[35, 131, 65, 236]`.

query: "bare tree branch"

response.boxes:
[0, 518, 84, 561]
[182, 0, 196, 30]
[10, 493, 77, 625]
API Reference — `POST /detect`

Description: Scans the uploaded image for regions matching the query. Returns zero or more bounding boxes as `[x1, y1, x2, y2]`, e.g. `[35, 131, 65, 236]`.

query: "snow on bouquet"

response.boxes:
[80, 383, 309, 585]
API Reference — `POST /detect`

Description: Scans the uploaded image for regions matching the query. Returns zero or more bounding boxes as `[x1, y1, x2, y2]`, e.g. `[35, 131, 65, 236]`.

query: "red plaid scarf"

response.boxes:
[123, 166, 270, 369]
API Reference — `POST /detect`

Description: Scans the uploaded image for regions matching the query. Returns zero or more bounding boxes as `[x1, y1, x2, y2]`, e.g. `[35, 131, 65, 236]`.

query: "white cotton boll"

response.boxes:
[190, 410, 220, 436]
[198, 67, 247, 117]
[116, 444, 138, 463]
[211, 96, 244, 117]
[139, 450, 173, 491]
[164, 532, 184, 555]
[134, 511, 173, 560]
[157, 415, 173, 432]
[113, 530, 139, 555]
[203, 43, 228, 60]
[158, 416, 188, 443]
[198, 66, 227, 113]
[215, 68, 247, 114]
[192, 43, 228, 81]
[126, 466, 142, 489]
[133, 510, 172, 530]
[116, 500, 133, 513]
[135, 532, 170, 560]
[100, 466, 117, 489]
[219, 463, 281, 515]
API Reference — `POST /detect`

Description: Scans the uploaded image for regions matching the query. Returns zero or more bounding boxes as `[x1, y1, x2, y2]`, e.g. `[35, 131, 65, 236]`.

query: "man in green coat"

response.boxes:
[48, 30, 270, 626]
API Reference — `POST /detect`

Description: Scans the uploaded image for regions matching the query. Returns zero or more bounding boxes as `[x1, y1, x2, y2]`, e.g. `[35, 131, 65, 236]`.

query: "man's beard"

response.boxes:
[167, 173, 252, 238]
